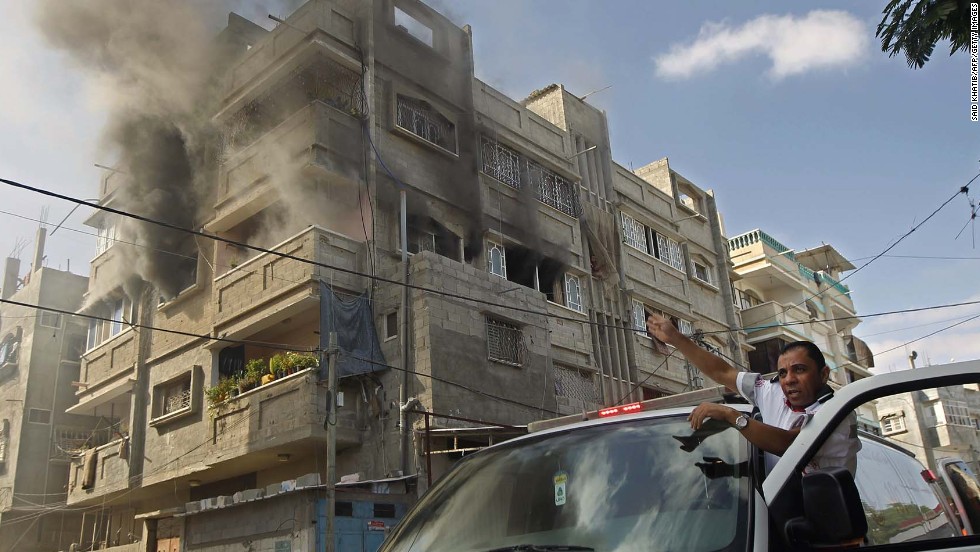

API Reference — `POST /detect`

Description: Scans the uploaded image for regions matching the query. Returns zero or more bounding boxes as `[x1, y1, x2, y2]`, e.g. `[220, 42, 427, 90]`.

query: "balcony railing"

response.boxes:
[727, 229, 795, 260]
[213, 226, 366, 326]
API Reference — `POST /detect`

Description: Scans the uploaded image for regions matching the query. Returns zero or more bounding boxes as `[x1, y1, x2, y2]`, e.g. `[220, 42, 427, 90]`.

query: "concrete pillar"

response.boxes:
[1, 258, 20, 300]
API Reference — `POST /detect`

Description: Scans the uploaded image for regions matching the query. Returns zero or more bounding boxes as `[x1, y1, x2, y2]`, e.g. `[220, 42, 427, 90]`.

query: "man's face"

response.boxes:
[776, 347, 829, 408]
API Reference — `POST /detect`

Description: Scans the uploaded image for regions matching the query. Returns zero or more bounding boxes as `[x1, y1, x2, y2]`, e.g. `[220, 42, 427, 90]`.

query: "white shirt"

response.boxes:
[735, 371, 860, 474]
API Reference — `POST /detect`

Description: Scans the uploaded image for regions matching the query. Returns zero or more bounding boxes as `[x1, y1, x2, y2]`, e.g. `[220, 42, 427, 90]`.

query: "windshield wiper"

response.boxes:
[486, 545, 595, 552]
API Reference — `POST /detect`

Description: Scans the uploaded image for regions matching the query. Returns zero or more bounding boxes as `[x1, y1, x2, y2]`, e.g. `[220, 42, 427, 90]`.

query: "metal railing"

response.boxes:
[480, 136, 581, 218]
[396, 96, 457, 153]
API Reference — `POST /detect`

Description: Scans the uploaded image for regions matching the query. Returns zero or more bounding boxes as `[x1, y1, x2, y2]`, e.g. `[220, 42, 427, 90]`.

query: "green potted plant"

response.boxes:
[270, 353, 288, 379]
[241, 358, 265, 392]
[205, 381, 227, 412]
[226, 375, 240, 398]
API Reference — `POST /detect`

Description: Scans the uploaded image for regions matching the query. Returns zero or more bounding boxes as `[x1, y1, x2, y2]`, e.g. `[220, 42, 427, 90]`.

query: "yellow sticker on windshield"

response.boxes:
[554, 470, 568, 506]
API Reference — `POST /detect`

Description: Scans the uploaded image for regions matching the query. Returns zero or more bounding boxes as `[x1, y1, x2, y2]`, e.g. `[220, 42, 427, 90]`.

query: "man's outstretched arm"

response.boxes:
[646, 313, 739, 391]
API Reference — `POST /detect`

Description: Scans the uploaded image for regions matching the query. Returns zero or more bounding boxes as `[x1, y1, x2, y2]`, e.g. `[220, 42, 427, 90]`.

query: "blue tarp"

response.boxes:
[319, 283, 387, 377]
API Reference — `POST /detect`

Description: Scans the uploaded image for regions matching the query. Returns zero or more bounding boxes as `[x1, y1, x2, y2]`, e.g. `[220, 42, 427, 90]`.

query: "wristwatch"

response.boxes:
[733, 414, 750, 431]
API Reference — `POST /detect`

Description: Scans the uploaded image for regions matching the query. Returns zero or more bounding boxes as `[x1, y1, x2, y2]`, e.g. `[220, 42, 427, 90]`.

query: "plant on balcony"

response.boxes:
[206, 377, 237, 416]
[270, 352, 288, 379]
[286, 352, 318, 373]
[240, 358, 265, 392]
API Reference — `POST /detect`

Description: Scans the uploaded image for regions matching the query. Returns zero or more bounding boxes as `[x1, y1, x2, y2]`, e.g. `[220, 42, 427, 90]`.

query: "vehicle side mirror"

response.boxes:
[784, 467, 867, 546]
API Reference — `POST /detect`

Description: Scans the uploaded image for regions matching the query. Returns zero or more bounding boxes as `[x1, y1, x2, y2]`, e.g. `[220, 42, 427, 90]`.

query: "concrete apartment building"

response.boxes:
[0, 230, 93, 552]
[875, 359, 980, 474]
[726, 229, 878, 432]
[62, 1, 744, 551]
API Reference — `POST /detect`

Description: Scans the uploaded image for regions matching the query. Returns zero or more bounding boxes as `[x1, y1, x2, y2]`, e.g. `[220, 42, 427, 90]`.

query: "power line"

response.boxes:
[865, 311, 980, 360]
[0, 297, 313, 353]
[6, 178, 980, 343]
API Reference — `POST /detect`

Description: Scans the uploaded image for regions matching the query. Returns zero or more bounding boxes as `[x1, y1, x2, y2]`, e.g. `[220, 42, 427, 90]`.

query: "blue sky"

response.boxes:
[1, 0, 977, 372]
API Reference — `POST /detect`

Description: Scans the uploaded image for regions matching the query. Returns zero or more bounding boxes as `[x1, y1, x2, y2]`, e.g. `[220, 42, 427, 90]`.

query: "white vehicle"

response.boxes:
[381, 364, 980, 552]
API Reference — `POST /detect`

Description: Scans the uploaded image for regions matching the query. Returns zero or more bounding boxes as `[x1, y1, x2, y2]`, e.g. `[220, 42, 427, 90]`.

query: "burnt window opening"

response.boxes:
[403, 216, 461, 261]
[223, 58, 365, 153]
[396, 95, 457, 153]
[488, 243, 583, 312]
[218, 345, 245, 379]
[160, 247, 199, 303]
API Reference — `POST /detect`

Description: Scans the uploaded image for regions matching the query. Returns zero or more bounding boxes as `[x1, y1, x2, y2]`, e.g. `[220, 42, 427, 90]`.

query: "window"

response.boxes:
[692, 261, 713, 285]
[554, 364, 598, 405]
[394, 7, 433, 47]
[402, 216, 461, 261]
[39, 310, 62, 328]
[677, 319, 694, 336]
[384, 311, 398, 340]
[630, 300, 648, 336]
[943, 401, 972, 427]
[480, 137, 521, 189]
[396, 95, 457, 153]
[374, 503, 397, 518]
[486, 317, 525, 366]
[621, 212, 648, 253]
[654, 232, 685, 272]
[880, 413, 907, 435]
[563, 274, 583, 312]
[487, 241, 507, 278]
[620, 213, 685, 272]
[28, 408, 51, 424]
[480, 136, 579, 217]
[96, 221, 116, 256]
[150, 369, 200, 424]
[87, 295, 133, 351]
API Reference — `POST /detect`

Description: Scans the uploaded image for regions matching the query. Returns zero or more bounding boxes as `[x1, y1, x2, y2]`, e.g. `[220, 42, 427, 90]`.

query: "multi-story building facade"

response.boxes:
[876, 360, 980, 474]
[727, 229, 875, 385]
[727, 229, 879, 434]
[0, 230, 94, 552]
[63, 1, 744, 551]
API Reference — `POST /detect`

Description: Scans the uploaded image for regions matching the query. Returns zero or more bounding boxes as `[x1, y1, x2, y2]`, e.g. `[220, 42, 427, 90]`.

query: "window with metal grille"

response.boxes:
[486, 317, 525, 366]
[480, 137, 521, 189]
[630, 300, 647, 335]
[654, 232, 685, 272]
[396, 95, 457, 153]
[621, 212, 648, 253]
[39, 310, 62, 328]
[152, 374, 192, 420]
[527, 160, 578, 217]
[554, 364, 598, 405]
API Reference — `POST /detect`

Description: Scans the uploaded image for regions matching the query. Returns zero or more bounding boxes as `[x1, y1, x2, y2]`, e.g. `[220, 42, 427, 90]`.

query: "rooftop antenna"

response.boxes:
[578, 85, 612, 102]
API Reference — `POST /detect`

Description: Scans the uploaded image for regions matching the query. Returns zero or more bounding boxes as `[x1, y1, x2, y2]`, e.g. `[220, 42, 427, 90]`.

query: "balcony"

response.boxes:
[189, 370, 360, 480]
[67, 438, 132, 505]
[213, 226, 367, 331]
[211, 100, 363, 233]
[739, 301, 811, 342]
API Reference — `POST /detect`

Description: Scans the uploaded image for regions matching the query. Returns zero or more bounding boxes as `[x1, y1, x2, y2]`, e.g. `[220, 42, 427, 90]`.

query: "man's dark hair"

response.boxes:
[779, 340, 826, 370]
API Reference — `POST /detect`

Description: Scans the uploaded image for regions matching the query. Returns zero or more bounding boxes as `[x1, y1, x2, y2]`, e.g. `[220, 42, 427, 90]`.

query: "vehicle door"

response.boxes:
[762, 363, 980, 552]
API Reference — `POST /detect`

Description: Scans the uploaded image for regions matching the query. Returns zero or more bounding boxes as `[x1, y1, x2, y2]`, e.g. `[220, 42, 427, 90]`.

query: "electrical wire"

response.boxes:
[0, 297, 313, 353]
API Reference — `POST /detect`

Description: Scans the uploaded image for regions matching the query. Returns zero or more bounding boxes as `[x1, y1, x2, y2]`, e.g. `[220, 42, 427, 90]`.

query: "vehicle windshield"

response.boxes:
[382, 415, 750, 552]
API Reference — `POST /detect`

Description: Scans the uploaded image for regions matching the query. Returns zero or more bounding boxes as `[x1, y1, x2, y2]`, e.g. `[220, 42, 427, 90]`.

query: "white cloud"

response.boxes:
[654, 10, 869, 80]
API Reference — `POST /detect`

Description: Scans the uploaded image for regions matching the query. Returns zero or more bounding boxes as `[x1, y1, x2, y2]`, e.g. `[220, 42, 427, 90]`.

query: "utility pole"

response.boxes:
[325, 332, 339, 552]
